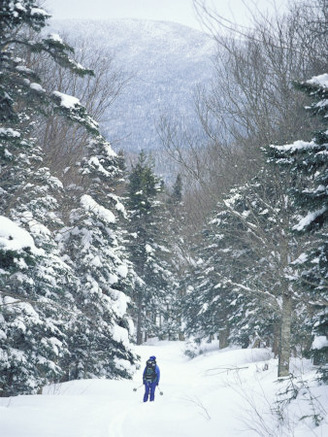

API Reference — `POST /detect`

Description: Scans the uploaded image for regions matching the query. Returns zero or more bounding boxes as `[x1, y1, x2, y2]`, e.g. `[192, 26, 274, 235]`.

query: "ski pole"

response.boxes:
[158, 386, 163, 396]
[133, 383, 143, 392]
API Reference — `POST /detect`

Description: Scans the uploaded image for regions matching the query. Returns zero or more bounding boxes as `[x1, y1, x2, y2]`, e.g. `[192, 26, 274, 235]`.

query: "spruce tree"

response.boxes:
[58, 138, 138, 379]
[270, 73, 328, 381]
[0, 216, 73, 396]
[0, 0, 95, 396]
[184, 166, 309, 376]
[127, 152, 174, 344]
[170, 174, 183, 204]
[0, 1, 137, 393]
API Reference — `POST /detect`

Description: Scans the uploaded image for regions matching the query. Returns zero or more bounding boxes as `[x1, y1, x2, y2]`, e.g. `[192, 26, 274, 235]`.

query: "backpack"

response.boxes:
[145, 359, 157, 382]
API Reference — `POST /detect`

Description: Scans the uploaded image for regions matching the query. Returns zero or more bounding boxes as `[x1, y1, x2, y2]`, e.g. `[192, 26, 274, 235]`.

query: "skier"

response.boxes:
[143, 355, 160, 402]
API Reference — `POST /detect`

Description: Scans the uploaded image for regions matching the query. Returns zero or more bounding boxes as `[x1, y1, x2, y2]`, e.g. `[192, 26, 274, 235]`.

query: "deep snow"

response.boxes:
[0, 340, 328, 436]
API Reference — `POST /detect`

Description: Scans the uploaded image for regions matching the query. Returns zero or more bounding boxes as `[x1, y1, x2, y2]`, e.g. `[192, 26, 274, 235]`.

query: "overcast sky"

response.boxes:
[44, 0, 290, 31]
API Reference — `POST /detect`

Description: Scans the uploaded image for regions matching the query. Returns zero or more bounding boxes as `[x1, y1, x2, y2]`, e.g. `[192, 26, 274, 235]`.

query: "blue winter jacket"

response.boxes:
[143, 362, 160, 385]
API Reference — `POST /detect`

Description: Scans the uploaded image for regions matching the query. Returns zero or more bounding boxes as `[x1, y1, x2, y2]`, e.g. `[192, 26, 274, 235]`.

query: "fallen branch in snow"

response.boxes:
[183, 396, 211, 421]
[274, 374, 327, 429]
[205, 365, 249, 376]
[227, 371, 284, 437]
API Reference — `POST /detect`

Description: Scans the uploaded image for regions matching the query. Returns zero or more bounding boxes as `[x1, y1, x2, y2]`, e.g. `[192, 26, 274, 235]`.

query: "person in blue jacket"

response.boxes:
[143, 355, 160, 402]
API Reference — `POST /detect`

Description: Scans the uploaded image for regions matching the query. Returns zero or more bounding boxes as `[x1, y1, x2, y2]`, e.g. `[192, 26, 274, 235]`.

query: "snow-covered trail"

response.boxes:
[1, 340, 327, 437]
[130, 340, 240, 436]
[0, 341, 272, 437]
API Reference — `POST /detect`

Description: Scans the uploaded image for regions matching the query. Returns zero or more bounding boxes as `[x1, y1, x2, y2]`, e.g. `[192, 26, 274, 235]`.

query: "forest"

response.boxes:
[0, 0, 328, 399]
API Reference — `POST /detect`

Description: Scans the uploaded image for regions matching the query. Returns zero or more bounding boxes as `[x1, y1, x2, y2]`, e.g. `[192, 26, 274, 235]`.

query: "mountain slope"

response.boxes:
[49, 19, 215, 155]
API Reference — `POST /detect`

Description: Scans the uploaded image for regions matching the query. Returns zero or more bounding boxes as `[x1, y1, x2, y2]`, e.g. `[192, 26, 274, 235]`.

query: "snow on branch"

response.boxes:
[271, 140, 318, 154]
[226, 280, 280, 311]
[307, 73, 328, 89]
[293, 207, 328, 232]
[52, 91, 99, 134]
[0, 216, 38, 253]
[0, 128, 21, 138]
[80, 195, 116, 224]
[52, 91, 80, 109]
[30, 7, 51, 18]
[0, 290, 71, 314]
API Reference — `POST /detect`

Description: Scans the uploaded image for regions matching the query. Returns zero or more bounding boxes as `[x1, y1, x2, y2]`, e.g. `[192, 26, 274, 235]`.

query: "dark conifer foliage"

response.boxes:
[270, 74, 328, 381]
[0, 0, 137, 395]
[127, 152, 177, 343]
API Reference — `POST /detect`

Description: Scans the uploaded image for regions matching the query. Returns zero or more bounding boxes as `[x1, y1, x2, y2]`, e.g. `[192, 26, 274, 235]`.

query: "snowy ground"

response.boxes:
[1, 340, 328, 436]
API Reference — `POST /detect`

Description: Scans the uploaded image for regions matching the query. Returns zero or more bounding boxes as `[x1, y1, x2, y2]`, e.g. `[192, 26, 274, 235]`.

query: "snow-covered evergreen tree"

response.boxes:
[0, 120, 76, 395]
[127, 152, 176, 344]
[57, 137, 138, 380]
[0, 1, 95, 181]
[182, 217, 240, 348]
[184, 166, 309, 376]
[170, 174, 183, 205]
[0, 0, 138, 393]
[0, 216, 74, 396]
[0, 0, 96, 396]
[270, 73, 328, 381]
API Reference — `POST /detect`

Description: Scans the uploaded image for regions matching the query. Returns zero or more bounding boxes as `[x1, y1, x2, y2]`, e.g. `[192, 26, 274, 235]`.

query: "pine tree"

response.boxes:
[58, 138, 138, 379]
[184, 166, 309, 376]
[0, 0, 94, 396]
[0, 0, 97, 219]
[0, 1, 138, 393]
[170, 174, 183, 204]
[270, 73, 328, 381]
[0, 216, 73, 396]
[127, 152, 174, 344]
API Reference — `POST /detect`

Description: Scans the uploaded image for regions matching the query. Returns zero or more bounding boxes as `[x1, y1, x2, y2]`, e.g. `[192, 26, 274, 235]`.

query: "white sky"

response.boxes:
[44, 0, 291, 31]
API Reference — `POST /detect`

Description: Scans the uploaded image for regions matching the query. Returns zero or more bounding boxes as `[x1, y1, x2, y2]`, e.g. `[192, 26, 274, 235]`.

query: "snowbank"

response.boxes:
[0, 216, 37, 252]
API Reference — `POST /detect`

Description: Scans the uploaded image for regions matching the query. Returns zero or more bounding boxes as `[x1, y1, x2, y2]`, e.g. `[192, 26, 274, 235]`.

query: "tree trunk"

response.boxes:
[136, 290, 143, 345]
[179, 332, 185, 341]
[272, 318, 280, 357]
[278, 290, 292, 377]
[219, 326, 229, 349]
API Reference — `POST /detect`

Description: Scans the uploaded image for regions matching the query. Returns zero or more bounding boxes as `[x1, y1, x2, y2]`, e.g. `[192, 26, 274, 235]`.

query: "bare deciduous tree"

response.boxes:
[160, 0, 328, 234]
[29, 33, 131, 188]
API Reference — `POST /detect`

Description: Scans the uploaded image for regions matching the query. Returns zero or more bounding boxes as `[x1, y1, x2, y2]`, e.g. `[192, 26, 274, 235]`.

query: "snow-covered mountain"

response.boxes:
[49, 19, 215, 156]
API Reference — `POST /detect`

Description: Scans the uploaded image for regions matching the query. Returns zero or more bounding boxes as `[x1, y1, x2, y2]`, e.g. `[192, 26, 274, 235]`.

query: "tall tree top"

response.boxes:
[0, 0, 96, 131]
[0, 1, 50, 32]
[128, 151, 162, 214]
